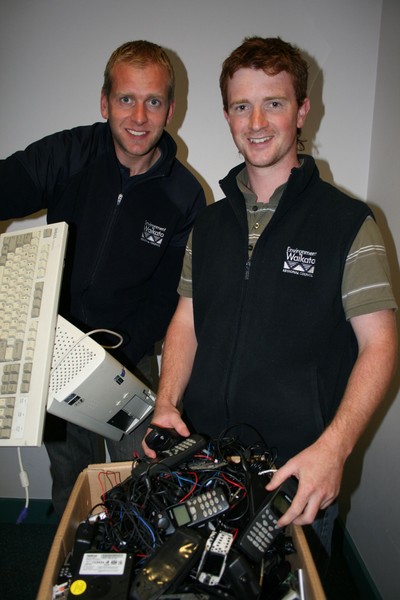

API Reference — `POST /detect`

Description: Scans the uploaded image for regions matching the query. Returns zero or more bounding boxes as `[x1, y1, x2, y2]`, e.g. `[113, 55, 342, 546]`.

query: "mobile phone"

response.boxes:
[145, 424, 183, 453]
[225, 549, 261, 599]
[129, 527, 205, 600]
[196, 530, 234, 586]
[237, 477, 298, 562]
[159, 487, 229, 534]
[131, 434, 207, 478]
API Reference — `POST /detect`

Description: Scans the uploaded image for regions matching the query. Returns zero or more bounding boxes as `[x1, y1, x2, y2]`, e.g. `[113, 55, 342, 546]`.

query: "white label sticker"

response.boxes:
[79, 553, 127, 575]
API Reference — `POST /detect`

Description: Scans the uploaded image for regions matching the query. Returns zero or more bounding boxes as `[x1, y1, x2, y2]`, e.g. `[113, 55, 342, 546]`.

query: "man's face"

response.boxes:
[224, 68, 310, 172]
[101, 62, 175, 174]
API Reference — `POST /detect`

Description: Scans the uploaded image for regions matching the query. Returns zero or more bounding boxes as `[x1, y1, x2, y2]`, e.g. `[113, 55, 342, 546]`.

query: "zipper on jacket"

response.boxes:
[81, 191, 123, 323]
[223, 256, 252, 419]
[245, 258, 251, 280]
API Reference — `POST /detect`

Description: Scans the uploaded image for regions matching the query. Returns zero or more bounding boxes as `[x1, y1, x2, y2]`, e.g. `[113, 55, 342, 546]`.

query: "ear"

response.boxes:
[165, 100, 176, 126]
[100, 90, 109, 120]
[223, 108, 231, 126]
[297, 97, 310, 128]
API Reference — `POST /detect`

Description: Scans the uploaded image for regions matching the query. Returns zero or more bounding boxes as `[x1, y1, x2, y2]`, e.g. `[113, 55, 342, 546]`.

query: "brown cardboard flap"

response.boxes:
[38, 462, 325, 600]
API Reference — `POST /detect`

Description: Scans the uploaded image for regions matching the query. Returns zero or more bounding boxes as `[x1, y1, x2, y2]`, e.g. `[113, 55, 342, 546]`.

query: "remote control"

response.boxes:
[145, 424, 184, 452]
[131, 433, 207, 478]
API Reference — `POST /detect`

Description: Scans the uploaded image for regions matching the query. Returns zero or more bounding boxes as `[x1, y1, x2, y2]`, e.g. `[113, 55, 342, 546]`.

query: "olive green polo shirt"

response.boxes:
[179, 167, 397, 320]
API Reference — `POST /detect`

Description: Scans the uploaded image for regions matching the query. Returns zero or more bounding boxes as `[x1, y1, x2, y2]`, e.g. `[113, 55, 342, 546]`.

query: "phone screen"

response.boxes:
[201, 552, 225, 576]
[169, 504, 191, 527]
[272, 491, 291, 517]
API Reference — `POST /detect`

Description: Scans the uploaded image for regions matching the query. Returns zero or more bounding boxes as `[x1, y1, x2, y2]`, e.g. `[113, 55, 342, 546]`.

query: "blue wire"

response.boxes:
[130, 506, 156, 544]
[174, 473, 200, 487]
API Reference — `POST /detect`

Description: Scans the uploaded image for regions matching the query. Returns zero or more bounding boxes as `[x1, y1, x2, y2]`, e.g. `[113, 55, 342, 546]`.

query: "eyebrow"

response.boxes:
[229, 95, 287, 108]
[228, 98, 249, 109]
[115, 91, 165, 97]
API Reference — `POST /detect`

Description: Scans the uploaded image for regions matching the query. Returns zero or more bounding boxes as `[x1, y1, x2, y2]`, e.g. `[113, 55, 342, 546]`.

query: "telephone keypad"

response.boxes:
[186, 488, 228, 524]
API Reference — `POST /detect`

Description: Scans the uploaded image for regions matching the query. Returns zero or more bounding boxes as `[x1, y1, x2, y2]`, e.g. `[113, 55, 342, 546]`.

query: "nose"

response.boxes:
[131, 102, 147, 124]
[249, 106, 267, 130]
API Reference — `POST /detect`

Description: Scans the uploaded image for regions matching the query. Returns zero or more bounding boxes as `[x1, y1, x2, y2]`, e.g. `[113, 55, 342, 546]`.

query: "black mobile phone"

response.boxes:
[145, 424, 183, 453]
[131, 434, 207, 478]
[237, 477, 298, 563]
[129, 527, 205, 600]
[158, 487, 229, 534]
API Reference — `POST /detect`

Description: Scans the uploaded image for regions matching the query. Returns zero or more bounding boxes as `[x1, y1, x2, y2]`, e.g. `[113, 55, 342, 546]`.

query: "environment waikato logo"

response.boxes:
[282, 246, 317, 277]
[141, 220, 166, 247]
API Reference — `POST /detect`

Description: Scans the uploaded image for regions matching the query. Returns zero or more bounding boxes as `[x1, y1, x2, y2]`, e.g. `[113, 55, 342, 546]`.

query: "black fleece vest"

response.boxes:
[183, 156, 372, 464]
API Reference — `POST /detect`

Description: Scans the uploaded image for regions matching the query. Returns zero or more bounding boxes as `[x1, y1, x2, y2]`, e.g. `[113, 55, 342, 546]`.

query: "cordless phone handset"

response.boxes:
[237, 476, 298, 563]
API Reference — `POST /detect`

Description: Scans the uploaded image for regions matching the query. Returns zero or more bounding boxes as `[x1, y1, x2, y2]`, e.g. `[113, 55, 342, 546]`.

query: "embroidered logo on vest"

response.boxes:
[141, 220, 166, 247]
[283, 246, 317, 277]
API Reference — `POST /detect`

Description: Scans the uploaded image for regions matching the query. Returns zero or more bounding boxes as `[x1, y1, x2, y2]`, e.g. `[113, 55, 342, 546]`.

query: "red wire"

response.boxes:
[178, 471, 199, 503]
[221, 472, 246, 490]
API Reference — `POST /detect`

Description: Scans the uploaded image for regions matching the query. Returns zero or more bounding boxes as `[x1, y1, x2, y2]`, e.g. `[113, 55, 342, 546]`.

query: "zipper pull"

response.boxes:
[117, 193, 123, 205]
[245, 259, 251, 280]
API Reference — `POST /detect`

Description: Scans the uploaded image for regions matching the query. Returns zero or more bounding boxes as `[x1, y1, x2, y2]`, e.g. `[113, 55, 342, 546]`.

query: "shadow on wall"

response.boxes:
[300, 48, 325, 169]
[165, 45, 214, 206]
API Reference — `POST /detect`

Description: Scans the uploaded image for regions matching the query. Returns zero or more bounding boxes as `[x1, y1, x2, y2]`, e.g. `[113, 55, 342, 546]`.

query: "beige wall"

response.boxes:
[340, 1, 400, 597]
[1, 0, 399, 595]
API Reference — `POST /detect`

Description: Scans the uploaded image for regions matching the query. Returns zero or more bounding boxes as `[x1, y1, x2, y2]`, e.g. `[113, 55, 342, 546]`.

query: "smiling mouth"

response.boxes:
[249, 136, 272, 144]
[127, 129, 147, 137]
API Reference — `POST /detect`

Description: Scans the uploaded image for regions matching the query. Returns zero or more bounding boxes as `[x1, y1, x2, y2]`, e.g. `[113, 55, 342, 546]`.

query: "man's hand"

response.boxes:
[268, 309, 397, 529]
[141, 404, 190, 458]
[266, 436, 344, 528]
[142, 295, 197, 458]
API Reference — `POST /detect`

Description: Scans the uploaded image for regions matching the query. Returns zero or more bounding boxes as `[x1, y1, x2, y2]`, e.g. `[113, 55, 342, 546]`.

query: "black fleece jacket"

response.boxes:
[184, 156, 372, 463]
[0, 123, 206, 368]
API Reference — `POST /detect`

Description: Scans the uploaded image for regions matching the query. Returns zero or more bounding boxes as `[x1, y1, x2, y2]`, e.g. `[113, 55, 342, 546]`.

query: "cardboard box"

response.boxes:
[38, 462, 326, 600]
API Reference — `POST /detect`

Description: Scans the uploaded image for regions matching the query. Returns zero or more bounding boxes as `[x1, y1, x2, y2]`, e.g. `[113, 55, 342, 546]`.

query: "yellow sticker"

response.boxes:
[70, 579, 87, 595]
